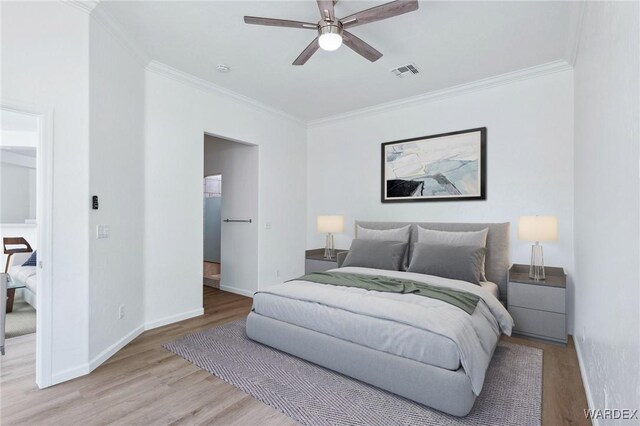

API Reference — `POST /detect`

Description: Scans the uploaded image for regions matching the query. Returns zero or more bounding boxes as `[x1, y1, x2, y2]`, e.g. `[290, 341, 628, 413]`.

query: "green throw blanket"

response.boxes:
[293, 272, 480, 315]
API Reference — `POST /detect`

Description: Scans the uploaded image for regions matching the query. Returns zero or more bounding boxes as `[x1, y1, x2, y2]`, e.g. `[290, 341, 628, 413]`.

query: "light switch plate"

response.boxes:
[97, 224, 110, 239]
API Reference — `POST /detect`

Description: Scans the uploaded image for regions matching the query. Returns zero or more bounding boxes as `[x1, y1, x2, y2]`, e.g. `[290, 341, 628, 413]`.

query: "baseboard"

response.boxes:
[220, 284, 254, 298]
[88, 324, 145, 372]
[574, 338, 598, 426]
[144, 307, 204, 330]
[50, 363, 90, 386]
[48, 309, 204, 386]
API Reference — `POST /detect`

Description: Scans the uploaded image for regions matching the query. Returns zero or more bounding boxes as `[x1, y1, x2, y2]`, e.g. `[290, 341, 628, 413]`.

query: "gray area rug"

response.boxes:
[6, 298, 36, 339]
[164, 319, 542, 426]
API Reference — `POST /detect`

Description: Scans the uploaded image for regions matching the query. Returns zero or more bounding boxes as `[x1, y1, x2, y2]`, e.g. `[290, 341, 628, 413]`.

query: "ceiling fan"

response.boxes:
[244, 0, 419, 65]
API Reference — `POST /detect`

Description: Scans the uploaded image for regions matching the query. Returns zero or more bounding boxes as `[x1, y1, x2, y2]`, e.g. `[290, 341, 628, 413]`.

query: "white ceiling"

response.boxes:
[98, 1, 582, 121]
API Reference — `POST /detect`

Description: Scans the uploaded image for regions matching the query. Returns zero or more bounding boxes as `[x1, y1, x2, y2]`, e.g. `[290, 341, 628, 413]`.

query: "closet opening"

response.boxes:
[203, 133, 259, 299]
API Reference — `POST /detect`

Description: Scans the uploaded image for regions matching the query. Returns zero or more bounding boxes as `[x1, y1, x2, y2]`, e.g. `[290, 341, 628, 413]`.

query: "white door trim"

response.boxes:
[1, 99, 54, 388]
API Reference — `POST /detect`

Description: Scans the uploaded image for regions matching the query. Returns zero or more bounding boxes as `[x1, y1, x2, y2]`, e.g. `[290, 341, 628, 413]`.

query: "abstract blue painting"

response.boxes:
[382, 128, 486, 202]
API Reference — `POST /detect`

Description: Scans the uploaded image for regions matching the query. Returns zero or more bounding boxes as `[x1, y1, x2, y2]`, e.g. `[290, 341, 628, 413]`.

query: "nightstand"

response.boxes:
[305, 249, 347, 274]
[507, 264, 567, 345]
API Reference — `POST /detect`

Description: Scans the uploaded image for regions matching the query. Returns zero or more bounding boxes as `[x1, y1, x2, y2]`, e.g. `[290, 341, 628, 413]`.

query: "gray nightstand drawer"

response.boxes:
[305, 259, 338, 273]
[510, 306, 566, 342]
[508, 282, 566, 314]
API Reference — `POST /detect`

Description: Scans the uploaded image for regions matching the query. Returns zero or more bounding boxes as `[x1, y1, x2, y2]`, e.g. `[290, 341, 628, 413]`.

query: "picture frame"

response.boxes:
[381, 127, 486, 203]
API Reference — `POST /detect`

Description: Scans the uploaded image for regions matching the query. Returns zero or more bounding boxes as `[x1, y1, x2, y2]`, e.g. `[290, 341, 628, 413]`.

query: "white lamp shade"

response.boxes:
[518, 216, 558, 242]
[317, 215, 344, 233]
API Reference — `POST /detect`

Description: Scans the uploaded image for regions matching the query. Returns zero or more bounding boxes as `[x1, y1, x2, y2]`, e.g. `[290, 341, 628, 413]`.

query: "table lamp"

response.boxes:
[518, 216, 558, 280]
[317, 215, 344, 260]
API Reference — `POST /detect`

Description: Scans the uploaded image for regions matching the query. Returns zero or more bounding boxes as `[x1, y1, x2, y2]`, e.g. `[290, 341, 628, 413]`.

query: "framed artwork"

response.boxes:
[381, 127, 486, 203]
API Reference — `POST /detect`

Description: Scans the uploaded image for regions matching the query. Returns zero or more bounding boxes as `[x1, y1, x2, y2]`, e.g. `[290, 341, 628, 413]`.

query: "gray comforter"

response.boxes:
[253, 267, 514, 395]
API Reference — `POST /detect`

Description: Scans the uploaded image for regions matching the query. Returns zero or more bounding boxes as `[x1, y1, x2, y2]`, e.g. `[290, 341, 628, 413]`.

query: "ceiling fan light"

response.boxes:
[318, 33, 342, 51]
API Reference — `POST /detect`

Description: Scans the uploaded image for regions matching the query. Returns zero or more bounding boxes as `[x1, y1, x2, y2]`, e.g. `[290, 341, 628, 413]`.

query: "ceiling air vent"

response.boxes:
[391, 63, 419, 78]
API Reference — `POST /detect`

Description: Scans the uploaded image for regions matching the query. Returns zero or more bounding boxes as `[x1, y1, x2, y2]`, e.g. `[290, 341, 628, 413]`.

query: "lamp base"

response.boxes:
[324, 233, 335, 260]
[529, 242, 545, 280]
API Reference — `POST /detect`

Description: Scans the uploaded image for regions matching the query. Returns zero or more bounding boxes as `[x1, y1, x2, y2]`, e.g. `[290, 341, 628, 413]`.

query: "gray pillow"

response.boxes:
[342, 239, 408, 271]
[417, 227, 488, 246]
[356, 225, 411, 243]
[417, 227, 489, 280]
[407, 243, 487, 285]
[357, 225, 411, 269]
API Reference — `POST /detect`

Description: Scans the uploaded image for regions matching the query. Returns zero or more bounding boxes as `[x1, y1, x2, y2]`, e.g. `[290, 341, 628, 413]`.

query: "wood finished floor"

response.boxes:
[1, 287, 590, 425]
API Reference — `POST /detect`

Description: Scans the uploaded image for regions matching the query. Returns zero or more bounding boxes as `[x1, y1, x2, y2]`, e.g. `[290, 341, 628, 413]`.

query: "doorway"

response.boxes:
[0, 102, 53, 388]
[203, 134, 259, 296]
[203, 174, 222, 288]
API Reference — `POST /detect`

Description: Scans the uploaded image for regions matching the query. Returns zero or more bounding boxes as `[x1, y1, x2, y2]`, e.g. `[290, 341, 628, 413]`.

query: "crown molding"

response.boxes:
[64, 0, 150, 67]
[64, 0, 99, 15]
[307, 60, 574, 127]
[62, 0, 576, 128]
[148, 59, 573, 128]
[145, 61, 306, 126]
[90, 6, 151, 67]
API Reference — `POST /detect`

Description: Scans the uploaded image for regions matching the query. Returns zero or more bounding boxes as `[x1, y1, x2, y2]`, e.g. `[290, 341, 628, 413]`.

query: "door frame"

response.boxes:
[2, 99, 54, 388]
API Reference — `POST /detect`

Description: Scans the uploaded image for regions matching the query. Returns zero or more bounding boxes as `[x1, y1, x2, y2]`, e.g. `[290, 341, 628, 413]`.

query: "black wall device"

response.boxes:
[92, 195, 99, 210]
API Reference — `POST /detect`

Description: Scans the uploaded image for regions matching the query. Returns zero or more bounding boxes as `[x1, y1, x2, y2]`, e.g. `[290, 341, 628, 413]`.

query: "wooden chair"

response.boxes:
[3, 237, 33, 313]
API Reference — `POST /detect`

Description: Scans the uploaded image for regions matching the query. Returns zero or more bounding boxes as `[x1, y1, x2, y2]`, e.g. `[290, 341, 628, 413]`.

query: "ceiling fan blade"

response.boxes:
[317, 0, 335, 21]
[342, 31, 382, 62]
[293, 37, 320, 65]
[244, 16, 318, 30]
[340, 0, 419, 29]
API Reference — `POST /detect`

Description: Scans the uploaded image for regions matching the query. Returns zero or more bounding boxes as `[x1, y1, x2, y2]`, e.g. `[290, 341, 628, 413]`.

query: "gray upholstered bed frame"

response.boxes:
[246, 221, 510, 417]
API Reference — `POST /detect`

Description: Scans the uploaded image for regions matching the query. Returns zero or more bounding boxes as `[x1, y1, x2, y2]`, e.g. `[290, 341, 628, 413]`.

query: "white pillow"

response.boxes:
[416, 227, 489, 279]
[356, 225, 411, 243]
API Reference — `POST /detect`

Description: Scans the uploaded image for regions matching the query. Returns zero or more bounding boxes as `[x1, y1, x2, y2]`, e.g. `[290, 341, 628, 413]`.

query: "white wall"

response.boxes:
[204, 136, 259, 295]
[1, 1, 90, 380]
[3, 1, 307, 382]
[307, 70, 575, 330]
[88, 11, 146, 363]
[573, 1, 640, 417]
[1, 164, 34, 223]
[144, 70, 306, 326]
[2, 0, 148, 383]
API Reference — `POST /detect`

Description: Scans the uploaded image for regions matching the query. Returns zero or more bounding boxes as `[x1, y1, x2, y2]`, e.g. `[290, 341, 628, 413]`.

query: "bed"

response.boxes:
[246, 221, 512, 416]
